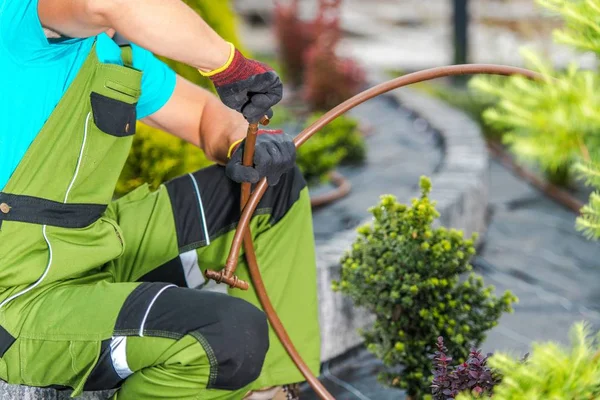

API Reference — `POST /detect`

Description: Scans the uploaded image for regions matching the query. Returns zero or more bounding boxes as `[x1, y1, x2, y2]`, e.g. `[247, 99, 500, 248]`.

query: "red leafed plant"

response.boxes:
[303, 34, 365, 111]
[273, 0, 365, 109]
[273, 0, 315, 85]
[431, 337, 500, 399]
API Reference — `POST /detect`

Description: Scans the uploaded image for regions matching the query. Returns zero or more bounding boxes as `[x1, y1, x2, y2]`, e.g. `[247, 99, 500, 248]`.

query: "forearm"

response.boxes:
[40, 0, 231, 71]
[143, 76, 246, 164]
[198, 98, 247, 164]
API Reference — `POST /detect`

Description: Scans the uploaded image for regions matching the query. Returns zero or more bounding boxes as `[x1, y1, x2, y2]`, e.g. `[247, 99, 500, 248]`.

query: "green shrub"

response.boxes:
[538, 0, 600, 55]
[470, 0, 600, 239]
[470, 54, 600, 180]
[456, 322, 600, 400]
[117, 0, 245, 197]
[332, 177, 517, 398]
[575, 160, 600, 239]
[296, 113, 366, 182]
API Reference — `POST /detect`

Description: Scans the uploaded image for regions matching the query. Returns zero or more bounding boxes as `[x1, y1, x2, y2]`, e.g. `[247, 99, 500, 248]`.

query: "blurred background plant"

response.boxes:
[332, 177, 517, 399]
[116, 0, 246, 197]
[273, 0, 366, 110]
[296, 112, 366, 182]
[469, 0, 600, 239]
[272, 0, 314, 86]
[456, 322, 600, 400]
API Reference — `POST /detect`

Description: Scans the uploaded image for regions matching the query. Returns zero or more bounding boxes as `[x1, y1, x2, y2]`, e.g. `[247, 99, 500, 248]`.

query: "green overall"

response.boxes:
[0, 44, 321, 399]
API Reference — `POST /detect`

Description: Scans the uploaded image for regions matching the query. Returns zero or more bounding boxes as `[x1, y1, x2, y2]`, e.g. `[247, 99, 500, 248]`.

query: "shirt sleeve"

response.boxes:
[0, 0, 83, 64]
[131, 44, 177, 119]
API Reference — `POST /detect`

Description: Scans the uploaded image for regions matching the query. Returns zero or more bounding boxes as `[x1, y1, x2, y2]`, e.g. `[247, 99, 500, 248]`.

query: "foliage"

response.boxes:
[273, 0, 366, 110]
[273, 0, 315, 85]
[470, 0, 600, 239]
[332, 177, 517, 398]
[472, 57, 600, 186]
[115, 128, 212, 196]
[471, 53, 600, 175]
[296, 113, 366, 182]
[538, 0, 600, 55]
[303, 36, 366, 111]
[456, 322, 600, 400]
[575, 160, 600, 239]
[431, 337, 499, 400]
[117, 0, 244, 196]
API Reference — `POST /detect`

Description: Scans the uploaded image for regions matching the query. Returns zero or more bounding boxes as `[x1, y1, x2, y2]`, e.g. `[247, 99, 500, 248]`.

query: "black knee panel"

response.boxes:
[210, 294, 270, 390]
[114, 283, 270, 391]
[166, 165, 307, 253]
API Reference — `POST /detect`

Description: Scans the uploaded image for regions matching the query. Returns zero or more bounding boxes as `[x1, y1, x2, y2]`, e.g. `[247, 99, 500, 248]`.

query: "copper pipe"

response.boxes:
[206, 113, 334, 396]
[227, 65, 543, 276]
[487, 140, 584, 213]
[310, 170, 352, 209]
[217, 64, 543, 400]
[205, 117, 270, 290]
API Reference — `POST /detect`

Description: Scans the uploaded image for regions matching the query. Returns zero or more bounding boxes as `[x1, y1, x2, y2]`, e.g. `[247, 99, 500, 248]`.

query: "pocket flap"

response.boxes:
[90, 92, 137, 137]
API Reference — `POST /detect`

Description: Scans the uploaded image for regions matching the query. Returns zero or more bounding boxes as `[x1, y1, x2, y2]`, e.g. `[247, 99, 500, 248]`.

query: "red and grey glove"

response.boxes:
[226, 129, 296, 186]
[201, 43, 283, 123]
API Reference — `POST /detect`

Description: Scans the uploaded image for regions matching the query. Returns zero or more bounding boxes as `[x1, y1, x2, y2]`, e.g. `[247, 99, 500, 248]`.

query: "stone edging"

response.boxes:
[318, 87, 489, 361]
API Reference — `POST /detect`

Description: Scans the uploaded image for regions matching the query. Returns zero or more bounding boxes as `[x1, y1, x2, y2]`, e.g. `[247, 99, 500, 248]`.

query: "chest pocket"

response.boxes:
[90, 92, 137, 137]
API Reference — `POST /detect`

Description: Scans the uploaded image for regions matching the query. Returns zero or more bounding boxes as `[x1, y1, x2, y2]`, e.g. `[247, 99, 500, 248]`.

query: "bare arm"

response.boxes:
[38, 0, 231, 72]
[143, 75, 247, 164]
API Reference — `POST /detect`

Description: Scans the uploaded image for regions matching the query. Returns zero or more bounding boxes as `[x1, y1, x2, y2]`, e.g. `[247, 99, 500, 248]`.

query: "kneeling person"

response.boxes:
[0, 0, 321, 399]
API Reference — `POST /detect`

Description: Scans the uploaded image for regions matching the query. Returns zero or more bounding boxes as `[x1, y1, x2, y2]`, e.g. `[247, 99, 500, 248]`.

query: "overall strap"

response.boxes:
[113, 33, 134, 68]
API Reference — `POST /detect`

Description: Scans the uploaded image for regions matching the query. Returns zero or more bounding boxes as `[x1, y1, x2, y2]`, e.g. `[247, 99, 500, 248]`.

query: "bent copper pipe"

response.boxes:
[205, 116, 270, 290]
[213, 64, 543, 400]
[310, 170, 352, 209]
[227, 64, 542, 277]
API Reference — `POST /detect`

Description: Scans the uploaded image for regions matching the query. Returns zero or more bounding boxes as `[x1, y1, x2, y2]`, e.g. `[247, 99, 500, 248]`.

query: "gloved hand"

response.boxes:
[226, 129, 296, 186]
[201, 43, 283, 123]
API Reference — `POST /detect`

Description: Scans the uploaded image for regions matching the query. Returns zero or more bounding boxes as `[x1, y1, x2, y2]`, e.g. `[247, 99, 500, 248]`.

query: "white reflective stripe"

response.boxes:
[0, 225, 53, 309]
[64, 112, 91, 203]
[0, 113, 91, 309]
[139, 284, 176, 337]
[180, 250, 205, 289]
[187, 173, 211, 246]
[110, 336, 133, 380]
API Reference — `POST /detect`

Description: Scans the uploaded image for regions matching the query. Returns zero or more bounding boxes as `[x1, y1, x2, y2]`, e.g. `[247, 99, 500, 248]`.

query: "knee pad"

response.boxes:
[113, 283, 269, 390]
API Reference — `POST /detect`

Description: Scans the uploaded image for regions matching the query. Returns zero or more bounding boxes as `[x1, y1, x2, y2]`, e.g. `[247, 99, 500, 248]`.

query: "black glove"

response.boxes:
[226, 129, 296, 186]
[204, 45, 283, 123]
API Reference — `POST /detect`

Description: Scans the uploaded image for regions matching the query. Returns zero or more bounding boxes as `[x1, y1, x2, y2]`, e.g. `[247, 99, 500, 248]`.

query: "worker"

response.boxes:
[0, 0, 320, 399]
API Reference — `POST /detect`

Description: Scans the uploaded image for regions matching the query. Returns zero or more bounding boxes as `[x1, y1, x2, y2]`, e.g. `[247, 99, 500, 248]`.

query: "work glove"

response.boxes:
[201, 43, 283, 123]
[226, 129, 296, 186]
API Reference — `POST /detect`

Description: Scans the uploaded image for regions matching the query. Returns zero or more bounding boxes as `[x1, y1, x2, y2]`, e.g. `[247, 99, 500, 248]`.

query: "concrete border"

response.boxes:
[318, 87, 489, 360]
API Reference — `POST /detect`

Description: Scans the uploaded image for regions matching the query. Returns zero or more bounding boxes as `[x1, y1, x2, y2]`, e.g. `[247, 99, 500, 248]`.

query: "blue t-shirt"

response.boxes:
[0, 0, 176, 190]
